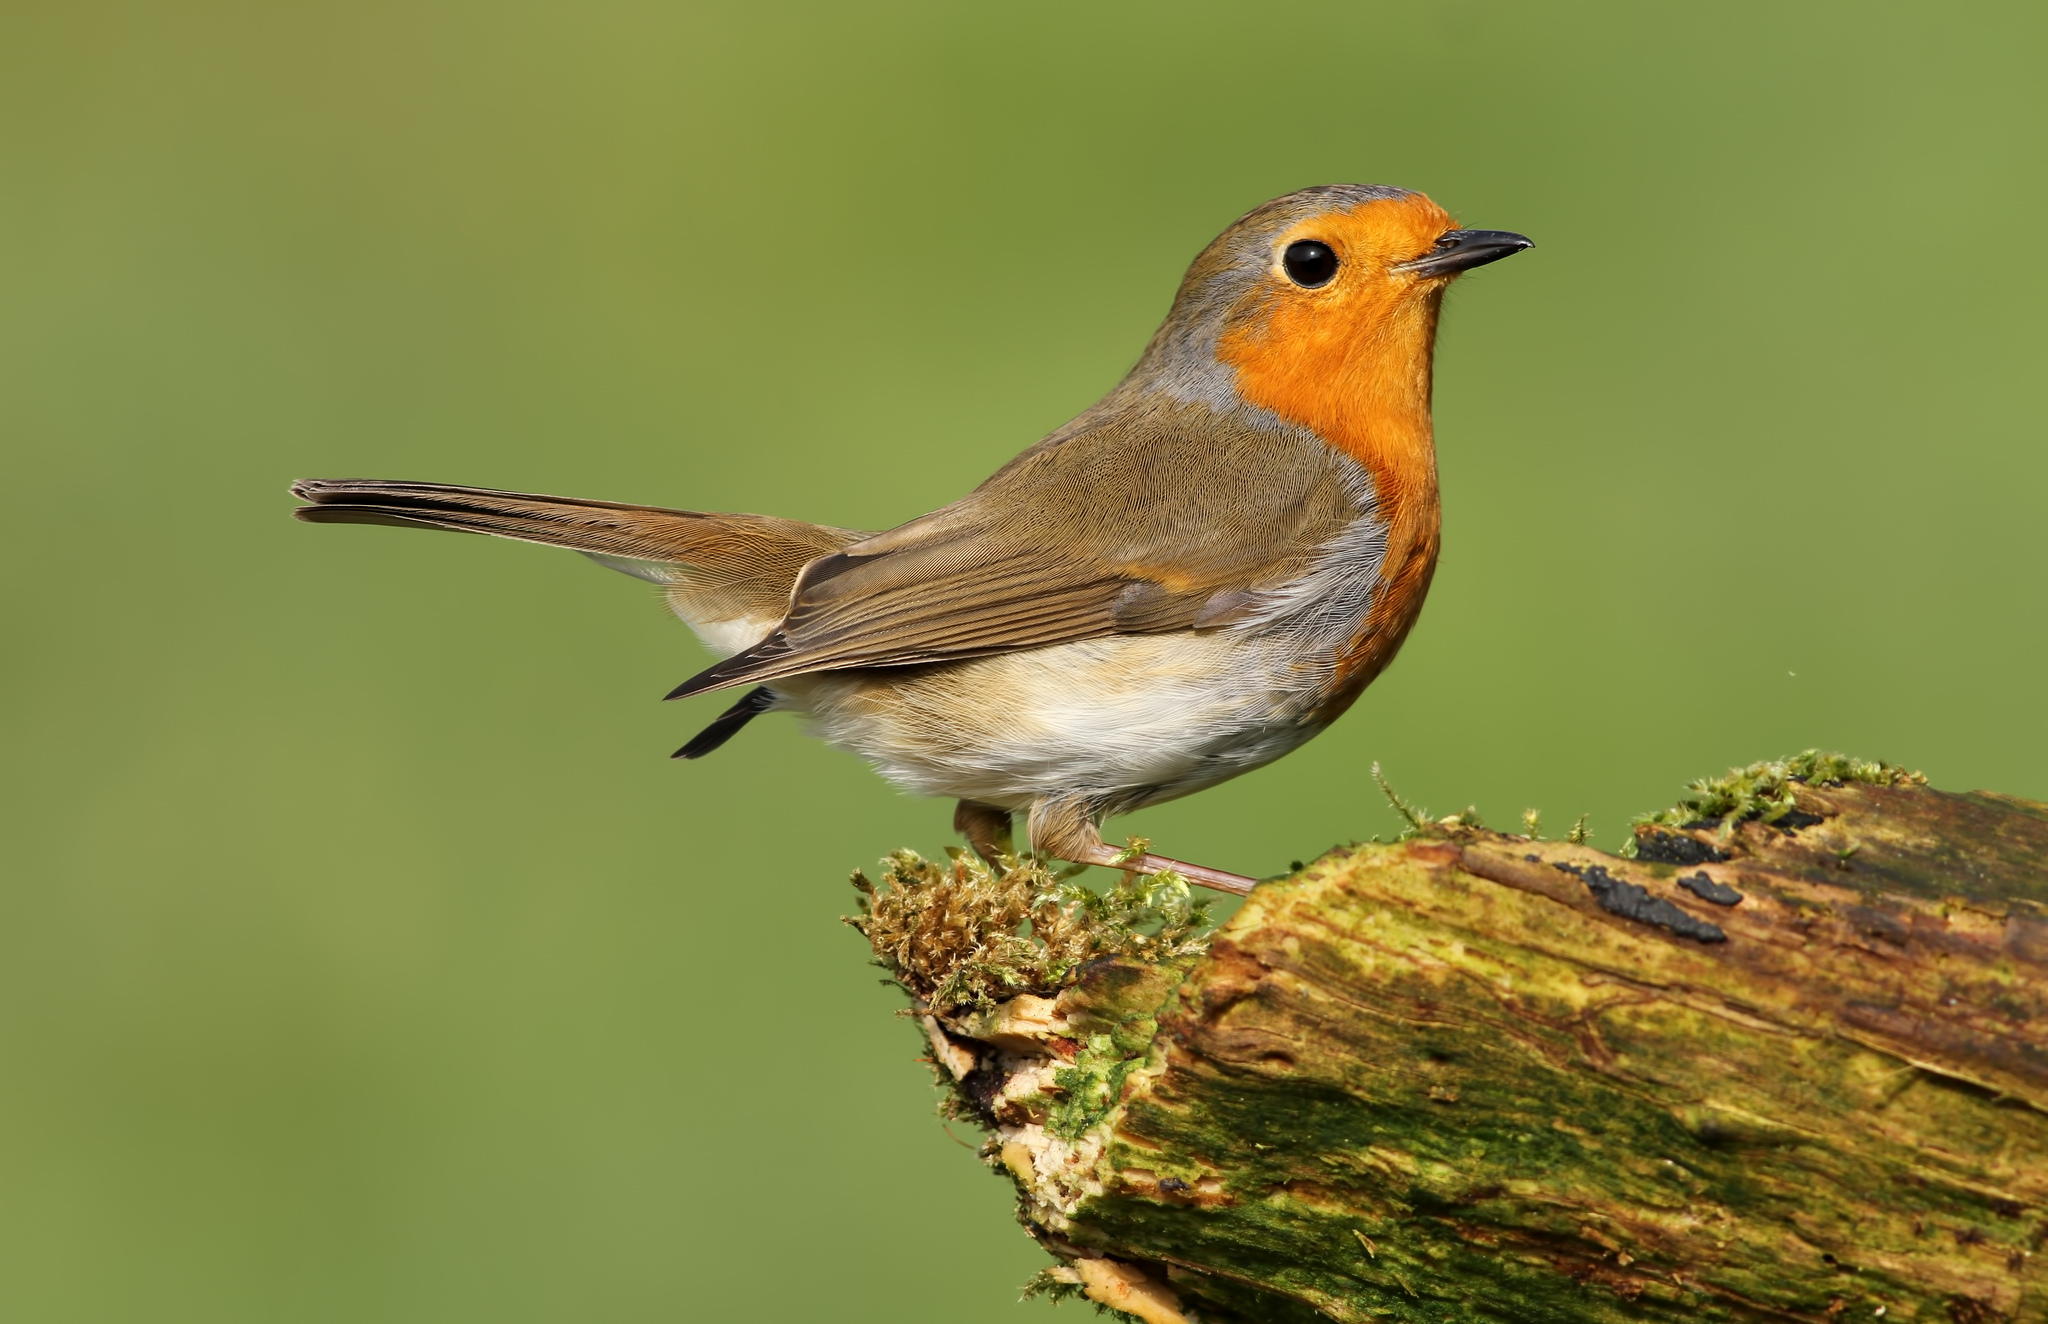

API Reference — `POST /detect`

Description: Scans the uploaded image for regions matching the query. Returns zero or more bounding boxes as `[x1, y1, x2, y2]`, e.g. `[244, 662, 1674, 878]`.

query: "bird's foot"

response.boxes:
[1074, 842, 1257, 896]
[953, 800, 1016, 871]
[1024, 798, 1259, 895]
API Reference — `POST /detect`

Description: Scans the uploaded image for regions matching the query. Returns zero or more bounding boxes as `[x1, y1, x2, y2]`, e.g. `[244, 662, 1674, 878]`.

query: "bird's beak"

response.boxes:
[1398, 229, 1534, 277]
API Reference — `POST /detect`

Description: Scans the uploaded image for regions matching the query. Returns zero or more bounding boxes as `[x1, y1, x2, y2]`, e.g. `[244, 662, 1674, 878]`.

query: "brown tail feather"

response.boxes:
[290, 479, 866, 636]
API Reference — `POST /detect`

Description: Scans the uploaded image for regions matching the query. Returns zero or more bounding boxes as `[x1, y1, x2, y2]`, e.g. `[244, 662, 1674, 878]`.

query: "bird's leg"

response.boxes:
[953, 799, 1015, 869]
[1027, 798, 1257, 897]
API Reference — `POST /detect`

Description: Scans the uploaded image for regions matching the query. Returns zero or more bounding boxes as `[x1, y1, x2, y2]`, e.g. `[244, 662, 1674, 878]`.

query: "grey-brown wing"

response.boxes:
[665, 403, 1370, 699]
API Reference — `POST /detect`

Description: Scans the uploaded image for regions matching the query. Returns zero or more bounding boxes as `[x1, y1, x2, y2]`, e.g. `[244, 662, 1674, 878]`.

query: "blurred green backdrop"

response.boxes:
[2, 0, 2043, 1319]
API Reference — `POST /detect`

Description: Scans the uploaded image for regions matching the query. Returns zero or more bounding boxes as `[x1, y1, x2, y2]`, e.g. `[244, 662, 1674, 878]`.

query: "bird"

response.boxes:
[291, 184, 1530, 894]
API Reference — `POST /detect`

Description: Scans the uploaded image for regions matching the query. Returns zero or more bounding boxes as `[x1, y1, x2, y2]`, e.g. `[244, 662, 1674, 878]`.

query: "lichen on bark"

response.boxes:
[853, 758, 2048, 1323]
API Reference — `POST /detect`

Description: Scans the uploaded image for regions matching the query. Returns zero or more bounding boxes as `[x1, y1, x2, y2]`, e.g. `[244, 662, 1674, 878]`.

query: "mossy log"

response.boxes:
[853, 760, 2048, 1323]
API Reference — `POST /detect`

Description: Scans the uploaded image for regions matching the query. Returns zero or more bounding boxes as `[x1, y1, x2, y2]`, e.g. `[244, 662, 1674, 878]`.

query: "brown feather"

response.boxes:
[290, 479, 864, 630]
[666, 398, 1372, 698]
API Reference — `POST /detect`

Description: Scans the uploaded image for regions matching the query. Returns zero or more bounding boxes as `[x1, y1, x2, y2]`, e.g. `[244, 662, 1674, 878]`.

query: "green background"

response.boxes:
[3, 1, 2042, 1319]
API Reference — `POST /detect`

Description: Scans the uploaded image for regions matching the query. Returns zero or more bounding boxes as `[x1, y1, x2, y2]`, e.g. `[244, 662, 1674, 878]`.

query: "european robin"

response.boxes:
[293, 184, 1530, 893]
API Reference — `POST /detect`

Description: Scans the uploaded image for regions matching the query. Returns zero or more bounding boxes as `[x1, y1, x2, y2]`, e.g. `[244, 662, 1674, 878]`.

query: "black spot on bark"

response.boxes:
[1552, 862, 1727, 943]
[1678, 873, 1744, 906]
[1634, 830, 1728, 866]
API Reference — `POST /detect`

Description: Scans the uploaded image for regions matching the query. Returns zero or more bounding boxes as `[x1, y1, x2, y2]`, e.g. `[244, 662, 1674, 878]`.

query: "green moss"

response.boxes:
[1016, 1270, 1091, 1308]
[1371, 761, 1432, 836]
[1623, 749, 1925, 854]
[1373, 762, 1491, 838]
[1018, 1270, 1145, 1322]
[1047, 1032, 1148, 1141]
[847, 848, 1213, 1018]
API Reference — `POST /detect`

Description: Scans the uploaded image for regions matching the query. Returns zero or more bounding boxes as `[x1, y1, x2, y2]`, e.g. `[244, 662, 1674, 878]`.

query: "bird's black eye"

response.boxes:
[1282, 240, 1338, 288]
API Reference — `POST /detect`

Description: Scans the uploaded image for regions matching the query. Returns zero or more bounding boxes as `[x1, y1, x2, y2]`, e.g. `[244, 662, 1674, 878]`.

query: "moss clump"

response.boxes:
[1629, 749, 1925, 844]
[1019, 1269, 1148, 1324]
[1017, 1269, 1090, 1308]
[1046, 1032, 1148, 1141]
[846, 849, 1213, 1019]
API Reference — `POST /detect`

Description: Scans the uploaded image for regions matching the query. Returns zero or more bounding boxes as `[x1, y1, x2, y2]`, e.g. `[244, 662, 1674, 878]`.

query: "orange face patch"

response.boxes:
[1215, 191, 1457, 489]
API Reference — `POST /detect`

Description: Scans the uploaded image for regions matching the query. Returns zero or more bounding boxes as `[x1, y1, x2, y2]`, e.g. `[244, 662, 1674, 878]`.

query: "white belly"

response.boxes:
[771, 631, 1337, 815]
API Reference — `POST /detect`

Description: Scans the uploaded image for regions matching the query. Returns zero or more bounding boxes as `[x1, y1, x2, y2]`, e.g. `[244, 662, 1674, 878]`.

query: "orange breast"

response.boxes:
[1214, 193, 1454, 718]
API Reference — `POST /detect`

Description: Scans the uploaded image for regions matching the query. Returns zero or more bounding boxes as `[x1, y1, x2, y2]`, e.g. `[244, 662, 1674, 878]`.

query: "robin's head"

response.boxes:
[1131, 185, 1530, 452]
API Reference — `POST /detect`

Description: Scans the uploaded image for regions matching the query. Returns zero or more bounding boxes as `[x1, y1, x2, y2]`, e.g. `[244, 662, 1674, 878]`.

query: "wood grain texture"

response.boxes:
[904, 779, 2048, 1322]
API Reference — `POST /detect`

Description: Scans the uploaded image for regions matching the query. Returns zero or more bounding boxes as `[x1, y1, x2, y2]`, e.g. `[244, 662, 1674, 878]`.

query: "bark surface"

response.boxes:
[865, 768, 2048, 1324]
